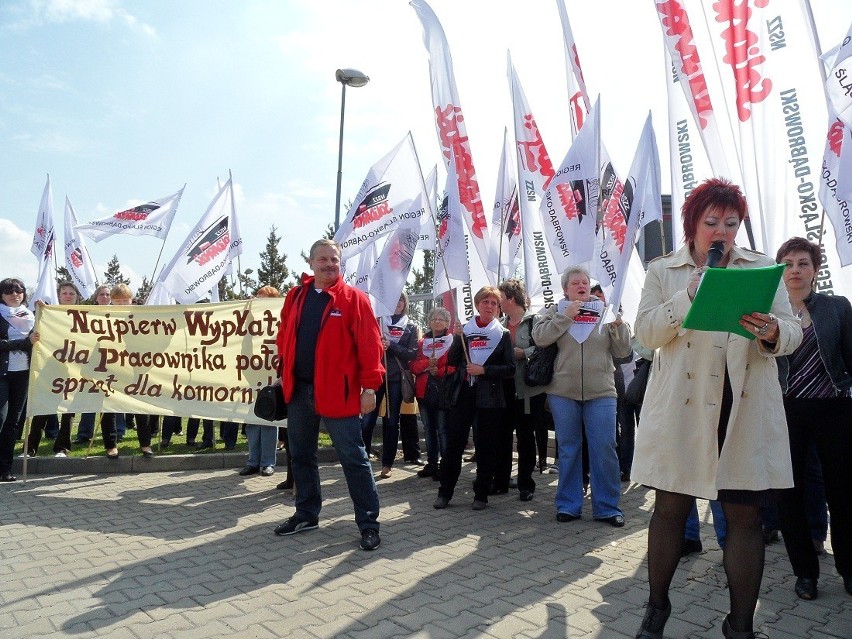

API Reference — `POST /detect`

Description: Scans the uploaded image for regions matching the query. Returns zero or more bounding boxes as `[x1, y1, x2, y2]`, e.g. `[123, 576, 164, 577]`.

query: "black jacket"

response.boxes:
[447, 330, 515, 409]
[0, 316, 33, 375]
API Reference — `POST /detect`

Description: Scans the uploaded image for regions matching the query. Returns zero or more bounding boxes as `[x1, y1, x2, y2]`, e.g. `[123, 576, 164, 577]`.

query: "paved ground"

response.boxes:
[1, 457, 849, 638]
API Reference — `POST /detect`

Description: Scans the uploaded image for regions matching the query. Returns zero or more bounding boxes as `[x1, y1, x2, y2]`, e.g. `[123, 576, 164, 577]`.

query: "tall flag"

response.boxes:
[417, 166, 438, 251]
[159, 177, 243, 304]
[29, 232, 58, 308]
[540, 98, 601, 271]
[696, 0, 849, 298]
[433, 148, 470, 296]
[31, 175, 54, 262]
[410, 0, 493, 285]
[333, 132, 430, 261]
[63, 197, 98, 298]
[825, 21, 852, 128]
[555, 0, 590, 138]
[75, 186, 184, 242]
[508, 56, 559, 310]
[487, 128, 521, 281]
[818, 108, 852, 266]
[369, 225, 420, 317]
[609, 114, 663, 320]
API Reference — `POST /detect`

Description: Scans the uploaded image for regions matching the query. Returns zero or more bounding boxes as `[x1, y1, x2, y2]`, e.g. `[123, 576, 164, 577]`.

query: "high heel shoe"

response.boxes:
[379, 467, 391, 478]
[106, 449, 119, 459]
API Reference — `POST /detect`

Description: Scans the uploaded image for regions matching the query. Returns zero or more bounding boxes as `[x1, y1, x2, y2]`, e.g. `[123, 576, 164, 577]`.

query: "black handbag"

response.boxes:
[423, 374, 443, 406]
[624, 358, 652, 405]
[253, 380, 287, 421]
[524, 344, 558, 387]
[437, 367, 464, 410]
[393, 355, 416, 403]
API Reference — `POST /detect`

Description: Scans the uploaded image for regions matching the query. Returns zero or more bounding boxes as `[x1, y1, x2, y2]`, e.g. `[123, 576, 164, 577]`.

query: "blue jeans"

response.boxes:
[220, 421, 238, 449]
[115, 413, 126, 439]
[77, 412, 96, 440]
[548, 395, 622, 519]
[246, 424, 278, 468]
[685, 499, 727, 548]
[288, 381, 379, 532]
[418, 400, 448, 467]
[361, 380, 402, 468]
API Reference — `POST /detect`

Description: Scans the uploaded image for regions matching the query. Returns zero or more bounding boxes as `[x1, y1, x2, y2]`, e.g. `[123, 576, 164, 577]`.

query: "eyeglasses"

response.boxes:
[2, 286, 25, 294]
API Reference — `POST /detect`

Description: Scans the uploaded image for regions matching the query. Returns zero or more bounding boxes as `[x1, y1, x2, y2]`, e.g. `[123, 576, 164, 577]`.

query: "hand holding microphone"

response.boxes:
[688, 241, 725, 300]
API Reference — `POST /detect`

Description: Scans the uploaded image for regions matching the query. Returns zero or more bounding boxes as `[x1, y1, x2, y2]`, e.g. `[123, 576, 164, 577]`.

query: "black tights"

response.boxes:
[648, 490, 764, 633]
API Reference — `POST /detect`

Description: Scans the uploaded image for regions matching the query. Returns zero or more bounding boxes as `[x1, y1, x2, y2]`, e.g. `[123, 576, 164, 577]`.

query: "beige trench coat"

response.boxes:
[631, 245, 802, 499]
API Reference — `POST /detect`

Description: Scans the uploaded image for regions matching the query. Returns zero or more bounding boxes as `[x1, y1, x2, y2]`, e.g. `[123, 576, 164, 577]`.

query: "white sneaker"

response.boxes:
[54, 451, 68, 458]
[261, 466, 275, 476]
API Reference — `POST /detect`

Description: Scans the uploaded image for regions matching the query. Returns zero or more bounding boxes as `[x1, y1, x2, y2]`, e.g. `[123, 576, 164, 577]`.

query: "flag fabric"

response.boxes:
[540, 98, 601, 272]
[333, 132, 431, 261]
[508, 56, 559, 310]
[410, 0, 493, 284]
[818, 109, 852, 266]
[608, 114, 663, 319]
[75, 186, 184, 242]
[433, 148, 470, 296]
[825, 21, 852, 128]
[696, 0, 851, 298]
[487, 128, 522, 281]
[145, 281, 175, 305]
[159, 177, 244, 304]
[555, 0, 590, 139]
[369, 225, 420, 317]
[31, 175, 54, 261]
[63, 197, 99, 298]
[29, 238, 58, 308]
[416, 166, 438, 251]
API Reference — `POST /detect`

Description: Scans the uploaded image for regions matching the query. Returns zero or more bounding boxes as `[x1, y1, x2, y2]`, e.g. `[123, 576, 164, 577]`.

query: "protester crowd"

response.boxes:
[2, 180, 850, 638]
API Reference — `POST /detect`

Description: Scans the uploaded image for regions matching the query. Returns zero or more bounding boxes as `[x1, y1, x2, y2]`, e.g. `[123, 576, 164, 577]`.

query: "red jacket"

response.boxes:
[409, 331, 456, 399]
[276, 273, 384, 418]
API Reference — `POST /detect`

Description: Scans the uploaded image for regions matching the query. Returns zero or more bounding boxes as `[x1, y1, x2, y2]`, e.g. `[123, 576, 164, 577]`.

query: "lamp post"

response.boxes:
[334, 68, 370, 231]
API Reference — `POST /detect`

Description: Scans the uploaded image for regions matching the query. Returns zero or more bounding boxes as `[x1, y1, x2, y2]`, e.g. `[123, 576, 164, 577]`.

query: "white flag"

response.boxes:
[145, 281, 176, 306]
[555, 0, 590, 138]
[63, 197, 99, 298]
[416, 166, 438, 251]
[818, 110, 852, 266]
[410, 0, 493, 283]
[508, 56, 559, 310]
[75, 186, 184, 242]
[540, 98, 601, 271]
[333, 132, 430, 261]
[487, 128, 521, 282]
[369, 226, 420, 317]
[159, 177, 244, 304]
[609, 114, 663, 319]
[433, 148, 470, 296]
[825, 21, 852, 128]
[29, 233, 58, 309]
[31, 175, 54, 261]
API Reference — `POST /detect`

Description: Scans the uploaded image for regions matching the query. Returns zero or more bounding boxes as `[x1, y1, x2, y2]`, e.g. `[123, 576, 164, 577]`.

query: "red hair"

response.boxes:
[681, 178, 747, 244]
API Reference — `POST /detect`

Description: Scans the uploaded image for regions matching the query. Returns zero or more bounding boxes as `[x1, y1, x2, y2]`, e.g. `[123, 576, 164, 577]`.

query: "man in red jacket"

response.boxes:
[274, 239, 385, 551]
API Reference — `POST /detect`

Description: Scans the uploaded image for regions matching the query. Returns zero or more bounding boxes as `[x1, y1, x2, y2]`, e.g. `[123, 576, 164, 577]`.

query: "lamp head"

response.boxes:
[335, 68, 370, 88]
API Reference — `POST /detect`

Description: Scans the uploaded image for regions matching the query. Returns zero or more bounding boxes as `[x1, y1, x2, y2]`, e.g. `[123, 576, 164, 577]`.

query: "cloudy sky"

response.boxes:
[1, 0, 849, 292]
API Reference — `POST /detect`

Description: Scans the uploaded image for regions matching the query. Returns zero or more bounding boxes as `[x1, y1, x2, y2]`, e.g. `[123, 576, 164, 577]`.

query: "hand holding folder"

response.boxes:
[682, 264, 785, 339]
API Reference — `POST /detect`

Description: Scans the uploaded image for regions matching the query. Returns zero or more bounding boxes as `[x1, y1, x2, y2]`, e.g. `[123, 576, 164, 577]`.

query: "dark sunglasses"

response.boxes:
[2, 286, 25, 294]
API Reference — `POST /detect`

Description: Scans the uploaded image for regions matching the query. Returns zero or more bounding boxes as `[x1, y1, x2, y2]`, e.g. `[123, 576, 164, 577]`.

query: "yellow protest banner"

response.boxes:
[28, 298, 284, 424]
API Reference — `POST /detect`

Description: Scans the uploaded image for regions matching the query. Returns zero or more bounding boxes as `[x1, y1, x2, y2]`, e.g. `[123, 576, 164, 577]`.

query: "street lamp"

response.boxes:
[334, 68, 370, 231]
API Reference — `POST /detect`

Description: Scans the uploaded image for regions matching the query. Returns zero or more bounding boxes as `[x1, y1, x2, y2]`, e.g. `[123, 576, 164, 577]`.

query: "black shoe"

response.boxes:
[722, 615, 768, 638]
[194, 442, 214, 450]
[519, 490, 534, 502]
[0, 473, 17, 482]
[72, 438, 90, 444]
[404, 458, 424, 466]
[794, 576, 818, 600]
[160, 440, 171, 449]
[276, 477, 294, 490]
[681, 538, 703, 556]
[471, 500, 487, 510]
[239, 466, 260, 476]
[635, 601, 671, 639]
[274, 515, 318, 536]
[141, 449, 154, 458]
[416, 464, 437, 478]
[463, 453, 476, 463]
[360, 528, 380, 551]
[508, 478, 518, 489]
[598, 514, 625, 528]
[556, 512, 580, 522]
[843, 576, 852, 596]
[433, 496, 449, 509]
[538, 460, 547, 474]
[488, 486, 509, 496]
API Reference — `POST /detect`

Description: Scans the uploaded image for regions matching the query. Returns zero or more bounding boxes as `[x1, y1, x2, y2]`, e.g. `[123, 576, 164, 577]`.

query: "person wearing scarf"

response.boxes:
[0, 278, 40, 482]
[360, 292, 419, 478]
[433, 287, 515, 511]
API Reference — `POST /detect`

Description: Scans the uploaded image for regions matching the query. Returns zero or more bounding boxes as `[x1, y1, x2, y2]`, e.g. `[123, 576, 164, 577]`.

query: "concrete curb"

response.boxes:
[12, 448, 339, 475]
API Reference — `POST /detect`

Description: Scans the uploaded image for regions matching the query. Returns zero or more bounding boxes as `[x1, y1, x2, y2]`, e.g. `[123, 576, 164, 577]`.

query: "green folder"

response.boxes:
[682, 264, 785, 340]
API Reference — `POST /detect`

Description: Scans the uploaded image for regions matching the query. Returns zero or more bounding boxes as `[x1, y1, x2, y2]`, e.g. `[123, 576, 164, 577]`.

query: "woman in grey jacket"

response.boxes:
[532, 266, 631, 526]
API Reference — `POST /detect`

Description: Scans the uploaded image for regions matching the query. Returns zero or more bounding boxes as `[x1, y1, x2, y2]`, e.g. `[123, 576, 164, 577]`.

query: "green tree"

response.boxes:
[407, 249, 435, 327]
[135, 276, 153, 303]
[103, 254, 130, 287]
[237, 267, 259, 296]
[257, 226, 292, 293]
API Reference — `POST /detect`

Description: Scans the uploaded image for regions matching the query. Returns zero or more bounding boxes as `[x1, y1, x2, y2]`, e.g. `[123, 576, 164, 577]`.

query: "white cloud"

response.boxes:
[0, 218, 39, 284]
[28, 0, 156, 37]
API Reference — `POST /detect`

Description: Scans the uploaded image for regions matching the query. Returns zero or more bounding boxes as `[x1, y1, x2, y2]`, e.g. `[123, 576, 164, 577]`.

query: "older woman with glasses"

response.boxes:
[1, 278, 40, 481]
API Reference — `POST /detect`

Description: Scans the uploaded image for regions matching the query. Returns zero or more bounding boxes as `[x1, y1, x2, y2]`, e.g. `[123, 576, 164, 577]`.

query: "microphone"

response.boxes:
[706, 241, 724, 268]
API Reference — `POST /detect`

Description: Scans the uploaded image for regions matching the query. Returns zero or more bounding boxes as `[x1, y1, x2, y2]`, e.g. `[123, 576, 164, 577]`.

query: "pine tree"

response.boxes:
[256, 226, 291, 293]
[237, 267, 259, 296]
[407, 249, 435, 327]
[135, 276, 153, 303]
[103, 255, 130, 287]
